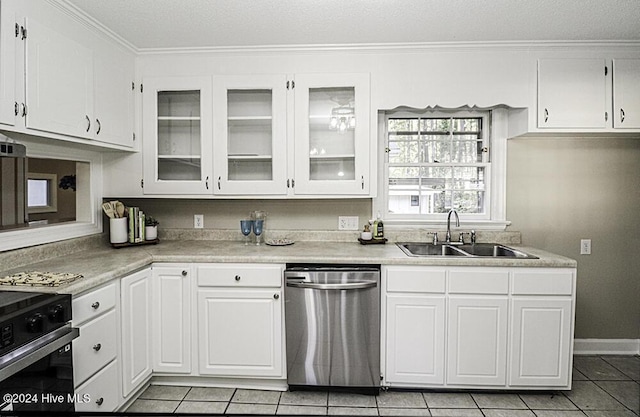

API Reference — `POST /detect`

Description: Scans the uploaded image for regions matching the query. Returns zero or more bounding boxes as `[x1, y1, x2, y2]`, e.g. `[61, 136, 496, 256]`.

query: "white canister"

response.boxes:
[145, 225, 158, 241]
[109, 217, 128, 244]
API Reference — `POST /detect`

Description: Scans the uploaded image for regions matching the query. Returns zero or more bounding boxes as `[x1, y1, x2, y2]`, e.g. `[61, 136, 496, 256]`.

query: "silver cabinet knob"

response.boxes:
[91, 302, 100, 310]
[96, 397, 104, 406]
[274, 293, 279, 299]
[93, 343, 102, 351]
[181, 270, 188, 276]
[235, 275, 241, 281]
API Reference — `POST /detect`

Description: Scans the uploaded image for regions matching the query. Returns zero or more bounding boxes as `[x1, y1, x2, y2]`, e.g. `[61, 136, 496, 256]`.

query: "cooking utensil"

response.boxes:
[102, 202, 115, 218]
[115, 201, 125, 218]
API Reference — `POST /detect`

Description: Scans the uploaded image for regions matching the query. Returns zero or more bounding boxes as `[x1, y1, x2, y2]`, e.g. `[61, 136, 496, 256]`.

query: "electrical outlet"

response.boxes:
[194, 214, 204, 229]
[338, 216, 359, 231]
[580, 239, 591, 255]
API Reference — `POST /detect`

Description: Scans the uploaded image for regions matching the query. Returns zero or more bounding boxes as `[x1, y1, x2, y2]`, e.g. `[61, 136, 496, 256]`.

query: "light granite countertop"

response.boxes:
[0, 240, 577, 296]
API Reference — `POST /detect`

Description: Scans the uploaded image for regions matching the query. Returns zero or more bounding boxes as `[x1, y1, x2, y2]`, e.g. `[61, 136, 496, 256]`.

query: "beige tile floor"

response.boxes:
[126, 355, 639, 416]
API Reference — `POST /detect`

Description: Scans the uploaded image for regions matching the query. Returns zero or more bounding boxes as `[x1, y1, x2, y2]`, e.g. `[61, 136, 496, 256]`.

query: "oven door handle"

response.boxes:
[0, 325, 79, 382]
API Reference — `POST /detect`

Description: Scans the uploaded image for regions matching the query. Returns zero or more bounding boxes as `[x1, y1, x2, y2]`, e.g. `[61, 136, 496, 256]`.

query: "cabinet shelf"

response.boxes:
[158, 155, 202, 159]
[309, 154, 355, 159]
[158, 116, 201, 121]
[228, 154, 273, 160]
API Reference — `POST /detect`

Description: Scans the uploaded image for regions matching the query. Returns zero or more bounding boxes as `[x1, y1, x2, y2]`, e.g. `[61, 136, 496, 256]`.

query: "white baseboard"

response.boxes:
[574, 339, 640, 355]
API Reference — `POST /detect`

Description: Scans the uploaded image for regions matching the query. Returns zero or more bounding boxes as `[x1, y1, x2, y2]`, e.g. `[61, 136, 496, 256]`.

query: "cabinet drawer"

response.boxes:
[74, 360, 119, 412]
[386, 267, 446, 293]
[197, 264, 283, 287]
[449, 269, 509, 294]
[72, 283, 116, 326]
[73, 309, 117, 386]
[512, 269, 574, 295]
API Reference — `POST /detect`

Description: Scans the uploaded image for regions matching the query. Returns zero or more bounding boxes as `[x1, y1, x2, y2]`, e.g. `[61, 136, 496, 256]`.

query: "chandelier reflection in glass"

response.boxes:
[329, 106, 356, 133]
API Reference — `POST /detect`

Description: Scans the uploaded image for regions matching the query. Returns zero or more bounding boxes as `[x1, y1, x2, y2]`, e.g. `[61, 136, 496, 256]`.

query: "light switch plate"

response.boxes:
[338, 216, 359, 231]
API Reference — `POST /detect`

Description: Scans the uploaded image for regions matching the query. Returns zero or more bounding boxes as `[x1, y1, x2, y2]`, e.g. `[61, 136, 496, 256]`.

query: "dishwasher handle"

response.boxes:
[286, 280, 377, 290]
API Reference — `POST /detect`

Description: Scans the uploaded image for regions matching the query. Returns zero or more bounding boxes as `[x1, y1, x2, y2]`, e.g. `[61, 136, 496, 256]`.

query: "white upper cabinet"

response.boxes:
[142, 77, 213, 195]
[0, 0, 135, 148]
[0, 1, 18, 126]
[212, 72, 371, 197]
[25, 17, 94, 139]
[537, 58, 608, 129]
[613, 58, 640, 128]
[93, 49, 135, 147]
[213, 74, 288, 195]
[293, 73, 370, 195]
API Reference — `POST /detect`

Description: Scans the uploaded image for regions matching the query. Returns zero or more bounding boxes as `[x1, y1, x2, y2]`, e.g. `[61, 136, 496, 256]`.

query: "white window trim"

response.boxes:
[373, 107, 510, 230]
[27, 172, 58, 214]
[0, 138, 103, 252]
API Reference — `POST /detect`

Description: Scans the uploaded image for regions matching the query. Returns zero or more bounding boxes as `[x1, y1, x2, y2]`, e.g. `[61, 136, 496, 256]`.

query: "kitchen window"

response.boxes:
[376, 108, 509, 229]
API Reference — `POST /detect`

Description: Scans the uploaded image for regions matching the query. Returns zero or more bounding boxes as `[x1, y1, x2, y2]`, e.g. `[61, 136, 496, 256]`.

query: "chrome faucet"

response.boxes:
[446, 208, 459, 243]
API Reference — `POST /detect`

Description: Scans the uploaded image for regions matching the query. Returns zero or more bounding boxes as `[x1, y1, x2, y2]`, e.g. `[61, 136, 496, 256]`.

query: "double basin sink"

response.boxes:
[397, 242, 538, 259]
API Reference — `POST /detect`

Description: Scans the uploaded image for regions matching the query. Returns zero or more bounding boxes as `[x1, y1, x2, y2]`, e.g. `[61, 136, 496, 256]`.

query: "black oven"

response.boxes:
[0, 292, 78, 413]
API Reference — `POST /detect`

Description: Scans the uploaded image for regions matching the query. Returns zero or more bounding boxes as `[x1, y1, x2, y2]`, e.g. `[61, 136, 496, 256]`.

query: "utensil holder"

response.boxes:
[110, 217, 128, 244]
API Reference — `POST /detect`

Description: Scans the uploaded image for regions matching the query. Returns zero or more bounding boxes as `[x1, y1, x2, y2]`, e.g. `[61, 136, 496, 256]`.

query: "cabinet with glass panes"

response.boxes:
[294, 73, 370, 195]
[142, 77, 213, 194]
[214, 73, 370, 196]
[213, 74, 287, 195]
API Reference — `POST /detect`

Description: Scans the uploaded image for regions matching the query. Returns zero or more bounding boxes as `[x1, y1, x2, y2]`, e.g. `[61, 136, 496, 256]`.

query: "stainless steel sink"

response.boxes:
[398, 243, 468, 256]
[457, 243, 538, 258]
[396, 242, 538, 259]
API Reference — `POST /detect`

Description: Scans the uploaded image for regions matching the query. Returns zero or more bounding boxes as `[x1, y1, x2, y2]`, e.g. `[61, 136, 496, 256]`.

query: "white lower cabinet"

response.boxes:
[120, 268, 152, 397]
[196, 264, 284, 378]
[446, 296, 508, 386]
[72, 282, 120, 406]
[74, 360, 120, 412]
[385, 294, 445, 385]
[383, 265, 576, 390]
[151, 265, 191, 373]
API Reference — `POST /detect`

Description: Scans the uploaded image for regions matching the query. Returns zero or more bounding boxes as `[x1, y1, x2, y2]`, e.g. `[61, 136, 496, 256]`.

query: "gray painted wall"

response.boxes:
[507, 137, 640, 339]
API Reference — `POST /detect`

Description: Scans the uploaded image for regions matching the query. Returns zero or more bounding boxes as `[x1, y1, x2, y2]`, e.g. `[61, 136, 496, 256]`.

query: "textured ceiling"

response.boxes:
[65, 0, 640, 50]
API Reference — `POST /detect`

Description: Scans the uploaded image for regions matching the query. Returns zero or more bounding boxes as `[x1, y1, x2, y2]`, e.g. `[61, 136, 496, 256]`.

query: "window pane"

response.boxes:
[388, 118, 419, 132]
[453, 167, 486, 190]
[421, 167, 449, 190]
[388, 136, 420, 163]
[453, 191, 485, 213]
[28, 179, 49, 207]
[451, 118, 480, 132]
[421, 136, 449, 163]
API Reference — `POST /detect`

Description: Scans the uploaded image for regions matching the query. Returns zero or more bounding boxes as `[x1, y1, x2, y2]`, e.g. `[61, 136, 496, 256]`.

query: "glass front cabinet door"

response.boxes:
[142, 77, 213, 194]
[293, 73, 370, 195]
[213, 74, 288, 195]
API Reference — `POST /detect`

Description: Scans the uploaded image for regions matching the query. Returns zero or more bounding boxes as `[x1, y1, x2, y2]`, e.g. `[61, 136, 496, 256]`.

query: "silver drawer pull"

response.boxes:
[96, 397, 104, 406]
[91, 302, 100, 310]
[93, 343, 102, 352]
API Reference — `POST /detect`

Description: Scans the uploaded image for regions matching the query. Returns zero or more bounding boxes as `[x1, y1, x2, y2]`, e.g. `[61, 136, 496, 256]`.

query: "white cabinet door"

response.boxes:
[197, 288, 283, 377]
[293, 73, 370, 195]
[0, 1, 18, 126]
[613, 58, 640, 128]
[510, 298, 573, 387]
[142, 77, 213, 194]
[93, 49, 134, 147]
[25, 17, 94, 138]
[538, 58, 608, 129]
[447, 296, 508, 386]
[121, 268, 152, 397]
[151, 265, 191, 374]
[385, 294, 445, 385]
[213, 74, 288, 195]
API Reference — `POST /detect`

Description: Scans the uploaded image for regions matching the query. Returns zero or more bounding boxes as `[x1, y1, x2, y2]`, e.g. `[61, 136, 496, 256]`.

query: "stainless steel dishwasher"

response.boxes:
[284, 264, 380, 393]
